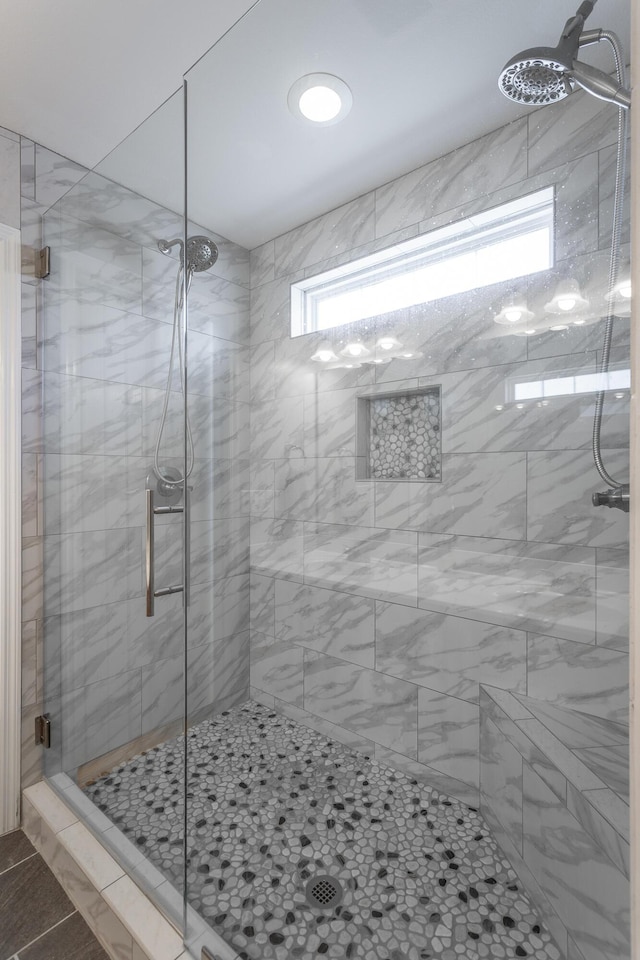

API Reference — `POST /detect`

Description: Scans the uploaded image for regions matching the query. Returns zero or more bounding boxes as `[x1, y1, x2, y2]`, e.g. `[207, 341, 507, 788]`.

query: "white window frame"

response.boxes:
[291, 187, 555, 337]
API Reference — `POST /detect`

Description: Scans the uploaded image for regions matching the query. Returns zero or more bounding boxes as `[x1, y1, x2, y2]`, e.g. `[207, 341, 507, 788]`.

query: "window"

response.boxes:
[291, 187, 555, 337]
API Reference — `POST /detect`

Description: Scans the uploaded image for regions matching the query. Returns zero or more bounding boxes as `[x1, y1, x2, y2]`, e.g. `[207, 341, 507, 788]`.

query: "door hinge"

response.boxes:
[35, 714, 51, 749]
[21, 245, 50, 280]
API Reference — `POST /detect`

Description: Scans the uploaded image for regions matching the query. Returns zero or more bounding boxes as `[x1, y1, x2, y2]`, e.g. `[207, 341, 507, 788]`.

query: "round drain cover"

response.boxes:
[305, 875, 344, 910]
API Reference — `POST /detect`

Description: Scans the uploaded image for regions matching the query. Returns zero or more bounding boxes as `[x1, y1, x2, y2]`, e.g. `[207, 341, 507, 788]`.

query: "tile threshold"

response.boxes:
[21, 780, 204, 960]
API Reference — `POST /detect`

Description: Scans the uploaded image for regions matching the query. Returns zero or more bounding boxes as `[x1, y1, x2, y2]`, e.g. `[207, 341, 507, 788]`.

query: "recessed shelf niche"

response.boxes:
[356, 386, 442, 481]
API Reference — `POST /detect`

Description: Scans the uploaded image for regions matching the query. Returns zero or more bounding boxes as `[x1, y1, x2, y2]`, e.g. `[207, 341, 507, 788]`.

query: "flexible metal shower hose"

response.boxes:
[591, 29, 629, 490]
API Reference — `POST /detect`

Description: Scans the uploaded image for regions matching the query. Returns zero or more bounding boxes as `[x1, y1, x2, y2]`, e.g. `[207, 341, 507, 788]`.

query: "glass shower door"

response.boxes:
[39, 88, 190, 914]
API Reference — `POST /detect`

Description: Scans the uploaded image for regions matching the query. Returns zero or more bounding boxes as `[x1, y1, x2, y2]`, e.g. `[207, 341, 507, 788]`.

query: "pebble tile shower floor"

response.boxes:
[85, 702, 561, 960]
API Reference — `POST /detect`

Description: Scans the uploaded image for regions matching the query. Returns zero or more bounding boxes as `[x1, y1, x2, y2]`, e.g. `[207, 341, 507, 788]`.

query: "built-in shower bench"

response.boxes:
[479, 685, 629, 960]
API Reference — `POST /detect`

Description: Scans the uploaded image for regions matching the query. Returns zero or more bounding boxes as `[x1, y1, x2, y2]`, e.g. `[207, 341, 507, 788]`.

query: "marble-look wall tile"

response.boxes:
[479, 689, 568, 802]
[407, 451, 526, 538]
[45, 594, 181, 696]
[418, 534, 596, 645]
[250, 341, 276, 404]
[208, 630, 250, 711]
[527, 634, 628, 724]
[523, 763, 630, 960]
[250, 632, 304, 705]
[43, 527, 143, 615]
[34, 145, 87, 209]
[188, 575, 249, 647]
[274, 193, 376, 278]
[376, 603, 526, 701]
[250, 575, 275, 636]
[527, 449, 629, 549]
[304, 652, 418, 757]
[518, 696, 628, 750]
[427, 354, 597, 454]
[62, 669, 142, 772]
[0, 133, 20, 227]
[20, 136, 36, 199]
[250, 518, 304, 581]
[22, 367, 43, 454]
[566, 783, 629, 878]
[418, 687, 479, 788]
[374, 119, 527, 237]
[275, 580, 374, 668]
[303, 388, 356, 458]
[276, 698, 377, 757]
[599, 143, 631, 249]
[480, 715, 523, 851]
[573, 744, 628, 801]
[248, 459, 274, 518]
[527, 87, 616, 178]
[596, 548, 628, 652]
[274, 457, 374, 526]
[45, 213, 143, 315]
[21, 281, 38, 369]
[250, 240, 275, 287]
[22, 535, 44, 622]
[22, 452, 39, 537]
[250, 275, 295, 344]
[22, 619, 38, 707]
[304, 522, 418, 606]
[250, 396, 305, 459]
[43, 372, 143, 457]
[141, 656, 183, 734]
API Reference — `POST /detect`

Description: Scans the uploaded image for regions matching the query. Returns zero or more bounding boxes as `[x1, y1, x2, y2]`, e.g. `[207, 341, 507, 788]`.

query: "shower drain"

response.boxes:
[305, 875, 344, 910]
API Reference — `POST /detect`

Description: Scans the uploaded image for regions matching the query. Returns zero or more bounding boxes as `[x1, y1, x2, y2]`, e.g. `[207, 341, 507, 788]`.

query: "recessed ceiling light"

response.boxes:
[288, 73, 353, 125]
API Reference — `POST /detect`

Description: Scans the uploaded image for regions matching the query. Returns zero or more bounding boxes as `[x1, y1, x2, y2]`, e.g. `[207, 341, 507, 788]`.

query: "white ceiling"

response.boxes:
[0, 0, 630, 249]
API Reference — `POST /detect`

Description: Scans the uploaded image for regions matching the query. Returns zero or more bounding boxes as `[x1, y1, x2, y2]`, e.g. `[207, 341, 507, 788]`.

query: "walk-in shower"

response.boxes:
[31, 2, 631, 959]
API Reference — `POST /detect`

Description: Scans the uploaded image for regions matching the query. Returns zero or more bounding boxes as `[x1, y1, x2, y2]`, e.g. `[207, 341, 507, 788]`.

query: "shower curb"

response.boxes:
[21, 780, 193, 960]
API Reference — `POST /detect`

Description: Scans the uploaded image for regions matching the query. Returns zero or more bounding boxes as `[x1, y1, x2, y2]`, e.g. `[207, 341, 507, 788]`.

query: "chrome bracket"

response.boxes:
[35, 714, 51, 748]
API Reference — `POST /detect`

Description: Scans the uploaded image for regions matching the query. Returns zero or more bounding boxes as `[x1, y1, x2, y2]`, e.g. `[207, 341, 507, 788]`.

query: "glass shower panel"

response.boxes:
[180, 1, 630, 957]
[40, 89, 189, 917]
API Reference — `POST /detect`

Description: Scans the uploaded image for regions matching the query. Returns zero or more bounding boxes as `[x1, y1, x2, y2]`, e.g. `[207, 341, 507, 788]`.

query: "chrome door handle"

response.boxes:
[145, 488, 185, 618]
[146, 489, 155, 617]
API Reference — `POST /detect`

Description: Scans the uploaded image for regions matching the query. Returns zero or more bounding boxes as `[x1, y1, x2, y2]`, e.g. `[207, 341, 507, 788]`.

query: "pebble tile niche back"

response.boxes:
[356, 387, 442, 481]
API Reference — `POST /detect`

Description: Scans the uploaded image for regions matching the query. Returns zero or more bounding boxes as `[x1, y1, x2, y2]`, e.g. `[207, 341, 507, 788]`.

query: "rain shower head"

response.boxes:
[157, 235, 219, 273]
[498, 1, 630, 110]
[186, 236, 219, 273]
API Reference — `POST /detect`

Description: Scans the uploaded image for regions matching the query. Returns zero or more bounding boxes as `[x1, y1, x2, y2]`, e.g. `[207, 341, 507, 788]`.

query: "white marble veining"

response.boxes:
[275, 580, 375, 668]
[34, 144, 88, 209]
[375, 119, 528, 237]
[480, 715, 523, 850]
[274, 457, 374, 526]
[522, 763, 629, 960]
[61, 668, 142, 771]
[250, 517, 304, 581]
[566, 783, 629, 877]
[376, 603, 526, 701]
[418, 687, 479, 788]
[43, 527, 143, 615]
[418, 534, 596, 644]
[596, 548, 629, 652]
[527, 634, 628, 724]
[304, 521, 418, 605]
[304, 651, 418, 757]
[274, 193, 376, 278]
[250, 631, 304, 705]
[527, 449, 629, 549]
[527, 86, 617, 179]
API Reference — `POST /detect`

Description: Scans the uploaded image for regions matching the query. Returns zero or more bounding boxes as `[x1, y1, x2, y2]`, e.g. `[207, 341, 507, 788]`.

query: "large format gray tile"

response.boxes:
[523, 763, 629, 960]
[376, 602, 526, 701]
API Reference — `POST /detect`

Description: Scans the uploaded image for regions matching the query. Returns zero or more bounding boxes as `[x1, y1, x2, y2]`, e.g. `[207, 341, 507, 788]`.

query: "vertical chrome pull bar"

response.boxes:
[184, 486, 191, 608]
[146, 488, 155, 617]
